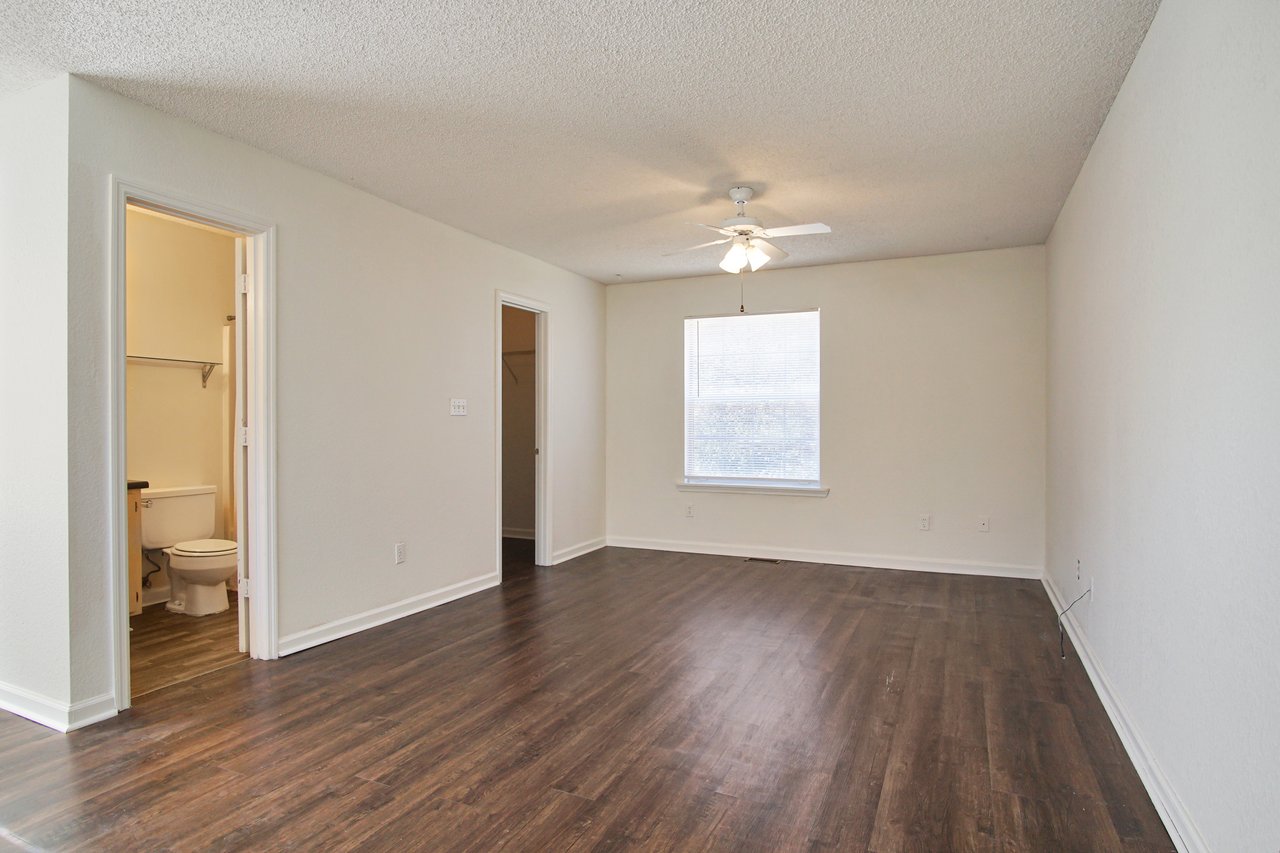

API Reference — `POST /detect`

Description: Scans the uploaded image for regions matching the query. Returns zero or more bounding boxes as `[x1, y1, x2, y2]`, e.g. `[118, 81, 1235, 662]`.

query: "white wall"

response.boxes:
[607, 246, 1046, 575]
[42, 75, 605, 710]
[1045, 2, 1280, 850]
[0, 78, 73, 722]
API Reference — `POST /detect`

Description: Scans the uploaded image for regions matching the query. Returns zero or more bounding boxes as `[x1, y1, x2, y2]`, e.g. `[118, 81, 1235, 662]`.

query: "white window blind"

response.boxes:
[684, 310, 820, 487]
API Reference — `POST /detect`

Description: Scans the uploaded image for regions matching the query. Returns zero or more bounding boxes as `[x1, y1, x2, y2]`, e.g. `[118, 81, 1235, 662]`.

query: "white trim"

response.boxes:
[66, 694, 118, 730]
[0, 683, 116, 732]
[108, 176, 280, 717]
[278, 574, 499, 657]
[552, 537, 606, 564]
[1042, 575, 1208, 853]
[0, 682, 74, 731]
[495, 292, 552, 572]
[684, 307, 822, 321]
[246, 222, 280, 661]
[676, 482, 830, 498]
[502, 527, 535, 540]
[604, 537, 1042, 579]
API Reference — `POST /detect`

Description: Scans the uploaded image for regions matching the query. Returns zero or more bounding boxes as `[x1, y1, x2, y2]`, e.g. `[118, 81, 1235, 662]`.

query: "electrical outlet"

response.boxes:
[394, 542, 406, 564]
[685, 504, 695, 518]
[1076, 559, 1081, 581]
[918, 514, 931, 531]
[977, 516, 990, 532]
[450, 398, 467, 416]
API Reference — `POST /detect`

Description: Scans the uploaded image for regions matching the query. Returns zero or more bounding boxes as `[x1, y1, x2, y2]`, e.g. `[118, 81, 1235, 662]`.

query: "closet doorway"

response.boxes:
[496, 293, 550, 575]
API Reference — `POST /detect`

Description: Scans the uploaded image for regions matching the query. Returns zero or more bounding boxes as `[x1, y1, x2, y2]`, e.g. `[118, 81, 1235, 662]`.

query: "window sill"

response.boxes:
[676, 482, 830, 498]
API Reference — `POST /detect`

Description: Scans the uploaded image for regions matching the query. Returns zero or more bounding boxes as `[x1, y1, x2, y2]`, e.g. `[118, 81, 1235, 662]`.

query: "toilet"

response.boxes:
[140, 485, 238, 616]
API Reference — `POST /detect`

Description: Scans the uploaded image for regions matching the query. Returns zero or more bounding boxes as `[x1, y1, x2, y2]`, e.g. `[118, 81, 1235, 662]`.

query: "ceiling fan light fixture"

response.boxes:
[673, 187, 826, 275]
[719, 241, 749, 274]
[745, 240, 772, 271]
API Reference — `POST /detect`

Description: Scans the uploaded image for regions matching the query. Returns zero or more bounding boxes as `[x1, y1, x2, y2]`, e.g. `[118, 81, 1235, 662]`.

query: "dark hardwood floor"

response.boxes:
[0, 546, 1171, 851]
[130, 593, 248, 698]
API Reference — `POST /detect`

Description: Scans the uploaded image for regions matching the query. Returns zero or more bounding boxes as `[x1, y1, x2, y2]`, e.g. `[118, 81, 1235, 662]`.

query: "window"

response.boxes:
[683, 310, 821, 491]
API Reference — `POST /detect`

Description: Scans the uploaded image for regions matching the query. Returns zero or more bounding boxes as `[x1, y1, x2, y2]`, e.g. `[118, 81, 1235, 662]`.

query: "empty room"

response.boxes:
[0, 1, 1276, 851]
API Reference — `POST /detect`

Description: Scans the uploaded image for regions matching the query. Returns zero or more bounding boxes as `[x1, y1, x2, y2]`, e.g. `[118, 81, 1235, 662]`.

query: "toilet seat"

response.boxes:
[171, 538, 237, 557]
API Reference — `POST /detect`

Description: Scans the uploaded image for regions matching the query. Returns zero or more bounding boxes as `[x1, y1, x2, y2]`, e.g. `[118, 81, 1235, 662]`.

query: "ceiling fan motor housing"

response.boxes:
[720, 215, 763, 233]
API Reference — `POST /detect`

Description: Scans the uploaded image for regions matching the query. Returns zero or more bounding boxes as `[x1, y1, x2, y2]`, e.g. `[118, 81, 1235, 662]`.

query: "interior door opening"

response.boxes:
[500, 304, 539, 575]
[496, 292, 550, 576]
[112, 182, 278, 712]
[123, 204, 249, 698]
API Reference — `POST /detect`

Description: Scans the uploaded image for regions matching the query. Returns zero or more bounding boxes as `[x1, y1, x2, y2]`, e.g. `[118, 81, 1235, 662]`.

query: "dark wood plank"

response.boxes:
[129, 592, 247, 697]
[0, 545, 1172, 851]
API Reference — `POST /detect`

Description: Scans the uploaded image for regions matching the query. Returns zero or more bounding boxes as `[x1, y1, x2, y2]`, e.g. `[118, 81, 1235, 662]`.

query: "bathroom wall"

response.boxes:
[125, 208, 237, 578]
[501, 306, 537, 538]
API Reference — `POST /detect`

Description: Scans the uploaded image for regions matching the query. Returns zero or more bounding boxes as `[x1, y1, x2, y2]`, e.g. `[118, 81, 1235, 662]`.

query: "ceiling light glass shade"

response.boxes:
[745, 241, 772, 271]
[719, 241, 749, 273]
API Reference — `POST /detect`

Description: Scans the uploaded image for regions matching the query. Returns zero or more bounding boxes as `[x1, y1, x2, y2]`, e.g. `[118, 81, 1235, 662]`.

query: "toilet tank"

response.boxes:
[140, 485, 217, 549]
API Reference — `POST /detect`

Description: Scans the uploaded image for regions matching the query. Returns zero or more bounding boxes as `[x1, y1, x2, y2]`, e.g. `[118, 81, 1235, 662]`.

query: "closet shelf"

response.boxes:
[502, 349, 534, 385]
[126, 355, 222, 388]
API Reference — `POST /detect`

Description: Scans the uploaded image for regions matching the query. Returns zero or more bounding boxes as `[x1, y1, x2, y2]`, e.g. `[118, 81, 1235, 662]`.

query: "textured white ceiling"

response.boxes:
[1, 0, 1158, 282]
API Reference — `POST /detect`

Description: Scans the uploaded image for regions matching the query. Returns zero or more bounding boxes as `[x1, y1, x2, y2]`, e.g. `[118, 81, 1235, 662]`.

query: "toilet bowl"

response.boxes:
[165, 538, 238, 616]
[140, 485, 239, 617]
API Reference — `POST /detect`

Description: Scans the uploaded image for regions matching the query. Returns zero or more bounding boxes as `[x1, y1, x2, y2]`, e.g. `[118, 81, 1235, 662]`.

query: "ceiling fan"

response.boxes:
[667, 186, 831, 273]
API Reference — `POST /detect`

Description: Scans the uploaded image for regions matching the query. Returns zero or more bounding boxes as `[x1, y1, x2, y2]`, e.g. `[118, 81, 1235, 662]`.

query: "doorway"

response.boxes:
[496, 293, 550, 575]
[110, 180, 278, 711]
[124, 205, 246, 696]
[501, 304, 538, 573]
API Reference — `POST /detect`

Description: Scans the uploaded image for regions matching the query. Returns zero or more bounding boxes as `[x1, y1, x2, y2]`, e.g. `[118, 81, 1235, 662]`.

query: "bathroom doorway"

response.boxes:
[111, 181, 278, 709]
[496, 293, 550, 575]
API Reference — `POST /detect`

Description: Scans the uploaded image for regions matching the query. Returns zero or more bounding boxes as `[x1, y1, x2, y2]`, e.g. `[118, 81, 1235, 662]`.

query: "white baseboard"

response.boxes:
[66, 694, 118, 730]
[0, 681, 71, 731]
[278, 573, 499, 657]
[502, 527, 535, 540]
[604, 536, 1042, 579]
[0, 682, 117, 732]
[552, 536, 606, 564]
[1042, 576, 1207, 853]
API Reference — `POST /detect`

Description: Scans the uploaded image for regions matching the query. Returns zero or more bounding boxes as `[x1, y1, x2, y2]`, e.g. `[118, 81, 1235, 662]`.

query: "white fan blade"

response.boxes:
[689, 222, 738, 236]
[754, 239, 788, 262]
[761, 222, 831, 238]
[663, 237, 731, 256]
[745, 238, 788, 271]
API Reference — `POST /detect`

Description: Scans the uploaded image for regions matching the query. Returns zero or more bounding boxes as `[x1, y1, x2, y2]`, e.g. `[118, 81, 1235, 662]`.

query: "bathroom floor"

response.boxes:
[129, 592, 247, 697]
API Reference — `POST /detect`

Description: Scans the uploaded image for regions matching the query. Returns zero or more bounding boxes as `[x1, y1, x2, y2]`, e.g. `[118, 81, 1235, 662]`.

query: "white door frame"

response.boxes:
[495, 291, 551, 571]
[108, 176, 280, 711]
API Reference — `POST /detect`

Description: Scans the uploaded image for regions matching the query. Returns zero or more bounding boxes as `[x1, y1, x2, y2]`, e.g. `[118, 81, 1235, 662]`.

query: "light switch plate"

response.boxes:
[450, 398, 467, 416]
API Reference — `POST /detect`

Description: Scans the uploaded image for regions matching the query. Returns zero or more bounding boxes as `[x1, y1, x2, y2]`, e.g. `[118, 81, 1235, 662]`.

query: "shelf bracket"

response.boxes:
[127, 355, 223, 389]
